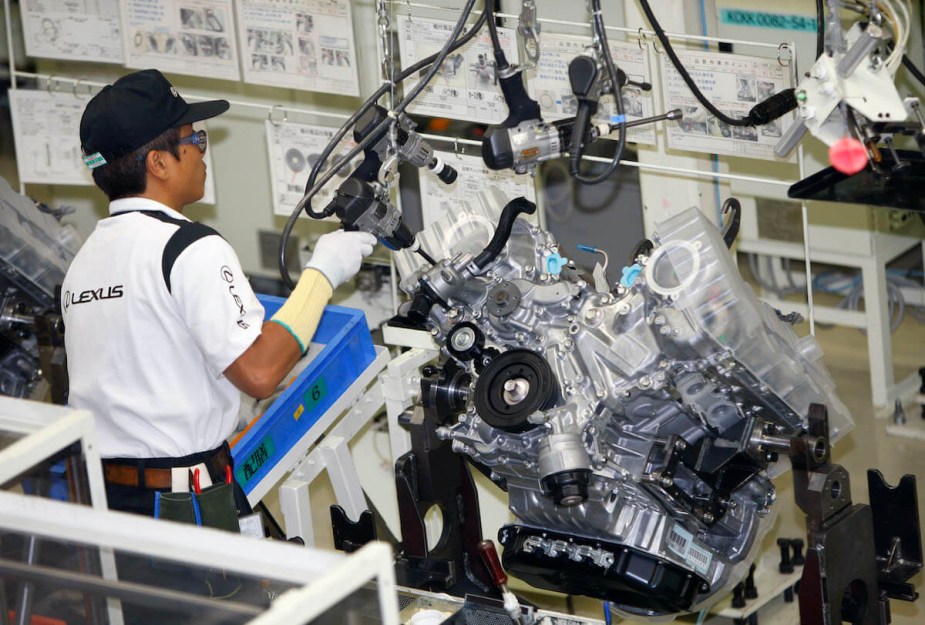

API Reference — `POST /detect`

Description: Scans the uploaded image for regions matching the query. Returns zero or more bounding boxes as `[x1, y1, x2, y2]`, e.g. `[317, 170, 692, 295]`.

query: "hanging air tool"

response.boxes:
[324, 104, 457, 251]
[481, 42, 678, 174]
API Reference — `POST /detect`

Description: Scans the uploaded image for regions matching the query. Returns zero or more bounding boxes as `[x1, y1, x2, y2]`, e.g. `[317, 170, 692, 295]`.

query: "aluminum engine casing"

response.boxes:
[395, 191, 852, 619]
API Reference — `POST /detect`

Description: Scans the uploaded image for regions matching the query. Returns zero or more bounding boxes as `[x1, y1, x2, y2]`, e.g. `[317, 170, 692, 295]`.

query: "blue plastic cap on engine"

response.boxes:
[620, 264, 642, 287]
[546, 252, 568, 275]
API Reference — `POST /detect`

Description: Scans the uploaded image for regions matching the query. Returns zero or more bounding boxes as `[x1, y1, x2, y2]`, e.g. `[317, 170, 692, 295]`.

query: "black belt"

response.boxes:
[103, 444, 231, 490]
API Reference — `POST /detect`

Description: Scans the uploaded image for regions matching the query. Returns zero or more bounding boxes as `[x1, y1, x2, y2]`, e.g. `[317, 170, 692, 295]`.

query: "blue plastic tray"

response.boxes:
[231, 294, 376, 496]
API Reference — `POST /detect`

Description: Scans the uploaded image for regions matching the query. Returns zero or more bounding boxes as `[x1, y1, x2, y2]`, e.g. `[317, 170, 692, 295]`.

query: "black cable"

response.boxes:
[901, 54, 925, 88]
[816, 0, 825, 58]
[572, 0, 626, 184]
[486, 1, 508, 69]
[278, 1, 487, 288]
[637, 0, 752, 127]
[416, 248, 437, 265]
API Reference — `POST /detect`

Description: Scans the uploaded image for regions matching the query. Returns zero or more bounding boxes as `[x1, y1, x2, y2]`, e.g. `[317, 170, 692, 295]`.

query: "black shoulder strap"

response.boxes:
[119, 210, 223, 293]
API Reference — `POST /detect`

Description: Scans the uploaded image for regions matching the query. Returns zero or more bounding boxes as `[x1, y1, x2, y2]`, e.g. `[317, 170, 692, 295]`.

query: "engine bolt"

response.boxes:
[660, 475, 674, 487]
[659, 326, 671, 335]
[451, 327, 476, 351]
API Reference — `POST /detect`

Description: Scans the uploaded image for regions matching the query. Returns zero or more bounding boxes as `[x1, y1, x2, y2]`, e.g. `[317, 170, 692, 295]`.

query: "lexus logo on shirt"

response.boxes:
[63, 285, 124, 311]
[220, 265, 247, 318]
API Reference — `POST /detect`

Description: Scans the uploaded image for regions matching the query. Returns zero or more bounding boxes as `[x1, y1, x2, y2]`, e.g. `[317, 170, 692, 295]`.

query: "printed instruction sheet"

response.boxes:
[121, 0, 241, 81]
[397, 16, 518, 125]
[21, 0, 125, 63]
[659, 49, 794, 159]
[527, 34, 657, 146]
[236, 0, 359, 96]
[10, 90, 94, 186]
[265, 120, 360, 219]
[419, 150, 536, 228]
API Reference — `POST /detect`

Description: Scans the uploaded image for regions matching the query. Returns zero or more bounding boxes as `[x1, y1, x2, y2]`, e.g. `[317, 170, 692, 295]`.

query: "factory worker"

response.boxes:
[63, 69, 376, 518]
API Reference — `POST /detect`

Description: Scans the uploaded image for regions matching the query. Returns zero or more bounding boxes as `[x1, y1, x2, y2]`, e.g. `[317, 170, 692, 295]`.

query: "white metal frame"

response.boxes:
[280, 327, 440, 544]
[0, 491, 399, 625]
[0, 396, 107, 508]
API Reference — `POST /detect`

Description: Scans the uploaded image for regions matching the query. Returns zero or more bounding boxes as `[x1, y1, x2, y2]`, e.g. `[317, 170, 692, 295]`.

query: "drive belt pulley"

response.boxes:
[474, 349, 558, 432]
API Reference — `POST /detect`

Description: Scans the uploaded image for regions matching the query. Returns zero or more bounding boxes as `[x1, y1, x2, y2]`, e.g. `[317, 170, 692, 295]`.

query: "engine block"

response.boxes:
[394, 191, 852, 619]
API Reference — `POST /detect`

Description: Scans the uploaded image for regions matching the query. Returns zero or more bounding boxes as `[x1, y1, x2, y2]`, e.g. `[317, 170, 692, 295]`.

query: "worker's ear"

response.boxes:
[145, 149, 170, 181]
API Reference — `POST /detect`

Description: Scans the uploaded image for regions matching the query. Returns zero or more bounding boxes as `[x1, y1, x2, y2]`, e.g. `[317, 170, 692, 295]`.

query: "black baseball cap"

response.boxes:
[80, 69, 229, 168]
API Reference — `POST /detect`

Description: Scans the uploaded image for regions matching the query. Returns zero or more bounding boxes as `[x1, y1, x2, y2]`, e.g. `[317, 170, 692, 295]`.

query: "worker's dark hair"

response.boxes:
[91, 127, 182, 201]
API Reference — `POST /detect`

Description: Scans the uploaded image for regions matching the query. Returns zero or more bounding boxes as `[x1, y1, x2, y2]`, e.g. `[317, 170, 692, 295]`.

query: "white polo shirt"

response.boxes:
[62, 198, 264, 459]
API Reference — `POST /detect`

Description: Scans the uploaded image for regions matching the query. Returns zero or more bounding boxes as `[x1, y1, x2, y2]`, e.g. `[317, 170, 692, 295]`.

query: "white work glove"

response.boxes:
[304, 230, 377, 289]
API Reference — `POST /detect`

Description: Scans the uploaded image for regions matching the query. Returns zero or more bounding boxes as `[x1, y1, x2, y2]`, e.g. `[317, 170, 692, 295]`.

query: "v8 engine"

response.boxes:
[394, 190, 852, 619]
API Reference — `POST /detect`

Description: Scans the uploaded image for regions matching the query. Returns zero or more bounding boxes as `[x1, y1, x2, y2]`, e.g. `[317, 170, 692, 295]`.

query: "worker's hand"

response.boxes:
[304, 230, 377, 289]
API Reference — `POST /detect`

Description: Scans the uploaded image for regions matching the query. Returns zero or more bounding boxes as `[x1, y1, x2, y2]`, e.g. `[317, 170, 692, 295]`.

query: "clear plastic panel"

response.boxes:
[651, 207, 853, 441]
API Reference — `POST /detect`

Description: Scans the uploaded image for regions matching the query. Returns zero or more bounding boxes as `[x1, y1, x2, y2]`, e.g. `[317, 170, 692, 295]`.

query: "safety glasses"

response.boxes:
[178, 129, 208, 153]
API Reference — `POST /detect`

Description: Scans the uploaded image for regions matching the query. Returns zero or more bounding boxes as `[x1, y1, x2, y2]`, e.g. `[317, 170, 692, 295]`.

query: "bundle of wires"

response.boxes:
[748, 252, 925, 334]
[843, 0, 912, 75]
[813, 268, 925, 333]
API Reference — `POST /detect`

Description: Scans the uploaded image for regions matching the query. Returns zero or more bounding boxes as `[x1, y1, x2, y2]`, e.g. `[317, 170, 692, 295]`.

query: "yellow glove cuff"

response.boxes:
[269, 269, 333, 354]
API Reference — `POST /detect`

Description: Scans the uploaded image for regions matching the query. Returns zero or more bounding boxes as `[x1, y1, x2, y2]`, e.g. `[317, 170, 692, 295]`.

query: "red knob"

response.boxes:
[829, 137, 868, 175]
[477, 539, 508, 587]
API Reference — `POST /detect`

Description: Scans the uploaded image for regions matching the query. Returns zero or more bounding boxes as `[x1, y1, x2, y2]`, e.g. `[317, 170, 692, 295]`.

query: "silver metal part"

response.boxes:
[398, 198, 853, 619]
[450, 326, 477, 352]
[503, 378, 531, 405]
[506, 121, 562, 174]
[350, 183, 405, 241]
[837, 23, 881, 77]
[537, 432, 591, 480]
[517, 0, 540, 69]
[397, 125, 434, 169]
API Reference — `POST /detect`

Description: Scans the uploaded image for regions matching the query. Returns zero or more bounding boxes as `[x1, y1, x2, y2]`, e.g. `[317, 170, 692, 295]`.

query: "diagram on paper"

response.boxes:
[419, 151, 536, 228]
[397, 16, 518, 125]
[236, 0, 360, 96]
[122, 0, 241, 80]
[660, 49, 794, 159]
[9, 91, 94, 186]
[21, 0, 124, 63]
[527, 34, 657, 146]
[265, 120, 361, 219]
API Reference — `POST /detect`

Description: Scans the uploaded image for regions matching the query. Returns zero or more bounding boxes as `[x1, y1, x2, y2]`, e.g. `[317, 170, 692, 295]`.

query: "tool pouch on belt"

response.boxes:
[155, 491, 200, 525]
[154, 476, 240, 533]
[195, 481, 241, 533]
